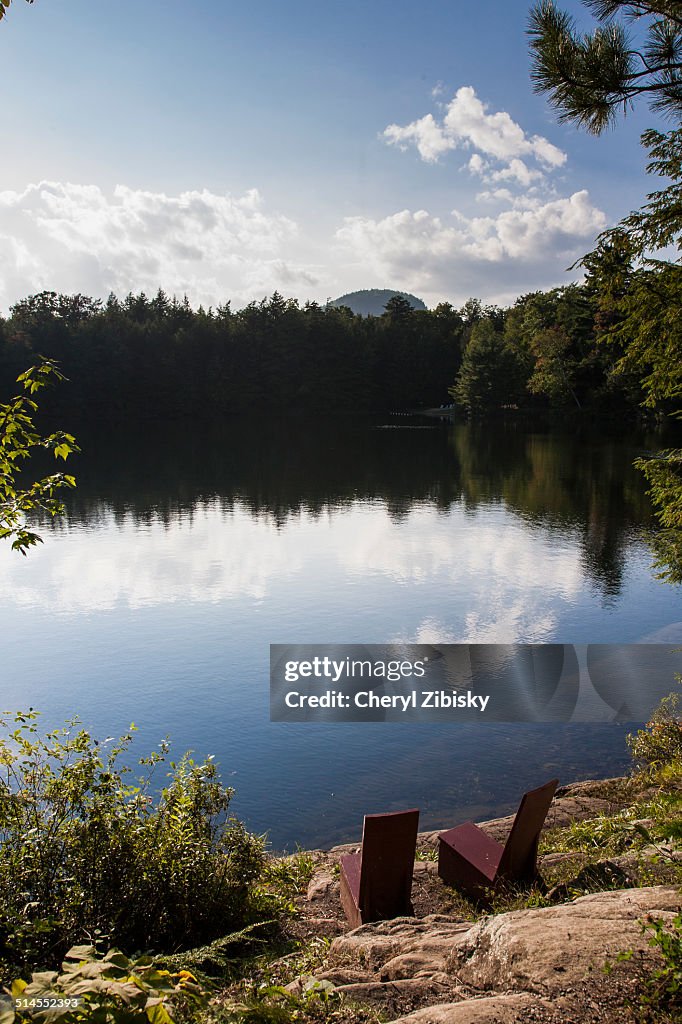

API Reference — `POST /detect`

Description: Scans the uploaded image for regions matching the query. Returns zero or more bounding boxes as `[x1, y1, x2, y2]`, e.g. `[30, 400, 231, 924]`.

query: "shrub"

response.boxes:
[628, 693, 682, 775]
[7, 944, 211, 1024]
[0, 711, 266, 979]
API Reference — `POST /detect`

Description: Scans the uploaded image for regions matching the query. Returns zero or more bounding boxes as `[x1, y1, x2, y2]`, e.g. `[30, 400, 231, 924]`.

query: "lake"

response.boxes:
[1, 415, 681, 850]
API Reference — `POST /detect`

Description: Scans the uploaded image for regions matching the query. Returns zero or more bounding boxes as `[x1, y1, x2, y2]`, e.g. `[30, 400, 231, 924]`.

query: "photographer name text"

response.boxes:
[283, 689, 491, 712]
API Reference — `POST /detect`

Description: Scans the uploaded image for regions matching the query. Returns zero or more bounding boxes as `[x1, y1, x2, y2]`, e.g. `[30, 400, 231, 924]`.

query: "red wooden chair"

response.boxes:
[340, 808, 419, 928]
[437, 779, 558, 900]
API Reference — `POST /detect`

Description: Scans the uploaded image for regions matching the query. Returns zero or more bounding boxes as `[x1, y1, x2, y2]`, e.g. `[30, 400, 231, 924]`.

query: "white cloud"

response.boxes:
[0, 502, 303, 612]
[476, 188, 514, 204]
[335, 191, 606, 304]
[468, 153, 488, 175]
[490, 158, 543, 187]
[466, 190, 606, 260]
[0, 181, 319, 311]
[531, 134, 568, 168]
[384, 85, 566, 187]
[341, 508, 583, 643]
[383, 114, 454, 164]
[0, 502, 584, 644]
[444, 88, 566, 167]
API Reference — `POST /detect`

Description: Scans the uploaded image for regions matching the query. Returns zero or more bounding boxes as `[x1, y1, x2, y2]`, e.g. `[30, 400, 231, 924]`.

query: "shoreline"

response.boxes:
[252, 771, 681, 1023]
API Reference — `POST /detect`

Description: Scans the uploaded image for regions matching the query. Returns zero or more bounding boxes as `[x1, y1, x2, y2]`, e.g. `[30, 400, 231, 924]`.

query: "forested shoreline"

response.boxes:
[0, 283, 662, 427]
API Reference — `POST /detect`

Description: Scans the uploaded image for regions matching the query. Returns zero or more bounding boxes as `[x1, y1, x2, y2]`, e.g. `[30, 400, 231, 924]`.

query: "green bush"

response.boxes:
[628, 693, 682, 776]
[0, 712, 266, 979]
[7, 944, 210, 1024]
[216, 980, 337, 1024]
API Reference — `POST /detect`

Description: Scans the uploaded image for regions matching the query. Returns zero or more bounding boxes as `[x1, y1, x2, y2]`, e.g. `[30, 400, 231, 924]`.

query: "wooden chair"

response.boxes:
[340, 808, 419, 928]
[437, 779, 558, 901]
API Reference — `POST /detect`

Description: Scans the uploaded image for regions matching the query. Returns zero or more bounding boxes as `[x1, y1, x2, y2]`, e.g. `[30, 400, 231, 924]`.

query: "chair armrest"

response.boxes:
[340, 852, 362, 903]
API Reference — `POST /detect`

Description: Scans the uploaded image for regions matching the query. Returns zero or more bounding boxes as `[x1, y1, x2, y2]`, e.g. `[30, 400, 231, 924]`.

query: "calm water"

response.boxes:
[1, 416, 681, 849]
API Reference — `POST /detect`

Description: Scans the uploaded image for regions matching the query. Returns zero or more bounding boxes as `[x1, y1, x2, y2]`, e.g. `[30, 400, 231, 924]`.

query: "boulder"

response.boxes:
[304, 886, 682, 1021]
[329, 915, 470, 977]
[390, 993, 546, 1024]
[448, 886, 679, 995]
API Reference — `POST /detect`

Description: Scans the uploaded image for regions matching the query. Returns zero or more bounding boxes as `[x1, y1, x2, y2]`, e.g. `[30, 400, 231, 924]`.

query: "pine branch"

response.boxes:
[529, 1, 682, 131]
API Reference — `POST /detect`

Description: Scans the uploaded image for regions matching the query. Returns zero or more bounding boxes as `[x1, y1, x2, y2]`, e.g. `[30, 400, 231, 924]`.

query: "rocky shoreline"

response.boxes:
[276, 778, 682, 1024]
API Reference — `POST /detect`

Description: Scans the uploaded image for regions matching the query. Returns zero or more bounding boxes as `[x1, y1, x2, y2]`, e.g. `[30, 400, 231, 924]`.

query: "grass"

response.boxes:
[262, 851, 318, 898]
[414, 847, 438, 862]
[203, 937, 387, 1024]
[541, 790, 682, 859]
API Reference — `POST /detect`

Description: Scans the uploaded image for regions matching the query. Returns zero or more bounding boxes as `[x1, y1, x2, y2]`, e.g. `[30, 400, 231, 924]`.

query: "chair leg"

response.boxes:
[340, 864, 362, 928]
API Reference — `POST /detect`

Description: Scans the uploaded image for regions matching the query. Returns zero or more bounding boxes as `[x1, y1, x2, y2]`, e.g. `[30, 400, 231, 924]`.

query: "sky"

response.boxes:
[0, 0, 665, 311]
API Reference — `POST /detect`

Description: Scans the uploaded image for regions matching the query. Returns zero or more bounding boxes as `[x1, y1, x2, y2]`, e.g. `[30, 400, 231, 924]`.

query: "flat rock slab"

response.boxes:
[331, 975, 461, 1011]
[391, 993, 545, 1024]
[306, 871, 337, 901]
[300, 886, 682, 1021]
[448, 885, 680, 996]
[329, 915, 471, 977]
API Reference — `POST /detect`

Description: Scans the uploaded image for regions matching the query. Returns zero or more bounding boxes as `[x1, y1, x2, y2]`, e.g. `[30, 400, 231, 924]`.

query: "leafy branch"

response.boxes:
[0, 360, 79, 555]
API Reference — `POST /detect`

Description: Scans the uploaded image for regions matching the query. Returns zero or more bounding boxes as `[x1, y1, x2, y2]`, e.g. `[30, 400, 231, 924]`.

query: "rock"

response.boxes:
[390, 993, 546, 1024]
[540, 851, 587, 869]
[413, 861, 438, 875]
[283, 976, 307, 996]
[334, 976, 457, 1007]
[306, 871, 337, 901]
[330, 915, 470, 976]
[448, 886, 680, 996]
[316, 967, 371, 986]
[313, 886, 681, 1018]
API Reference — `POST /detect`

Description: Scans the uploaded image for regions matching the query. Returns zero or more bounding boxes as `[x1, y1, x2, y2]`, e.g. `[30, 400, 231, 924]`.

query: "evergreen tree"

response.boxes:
[451, 321, 528, 414]
[530, 0, 682, 582]
[529, 1, 682, 133]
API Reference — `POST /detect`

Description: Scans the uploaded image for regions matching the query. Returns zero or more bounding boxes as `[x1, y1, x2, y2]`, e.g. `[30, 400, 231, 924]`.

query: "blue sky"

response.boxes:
[0, 0, 663, 310]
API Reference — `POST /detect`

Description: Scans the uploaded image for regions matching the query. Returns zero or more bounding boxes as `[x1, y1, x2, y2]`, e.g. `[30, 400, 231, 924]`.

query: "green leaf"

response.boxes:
[24, 971, 60, 996]
[146, 1003, 175, 1024]
[65, 944, 96, 961]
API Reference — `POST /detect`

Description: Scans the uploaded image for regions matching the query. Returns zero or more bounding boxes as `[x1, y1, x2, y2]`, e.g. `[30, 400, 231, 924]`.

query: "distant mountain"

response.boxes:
[329, 288, 427, 316]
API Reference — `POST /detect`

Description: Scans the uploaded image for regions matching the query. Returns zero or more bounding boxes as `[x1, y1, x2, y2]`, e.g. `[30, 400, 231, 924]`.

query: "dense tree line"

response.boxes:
[0, 291, 463, 424]
[0, 285, 649, 429]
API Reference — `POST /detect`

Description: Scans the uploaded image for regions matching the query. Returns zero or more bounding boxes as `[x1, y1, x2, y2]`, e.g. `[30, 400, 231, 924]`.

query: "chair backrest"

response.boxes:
[358, 808, 419, 920]
[498, 779, 558, 880]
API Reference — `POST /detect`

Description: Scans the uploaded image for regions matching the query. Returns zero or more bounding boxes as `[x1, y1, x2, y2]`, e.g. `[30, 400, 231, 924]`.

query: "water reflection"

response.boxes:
[0, 416, 679, 848]
[64, 416, 652, 586]
[0, 418, 672, 637]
